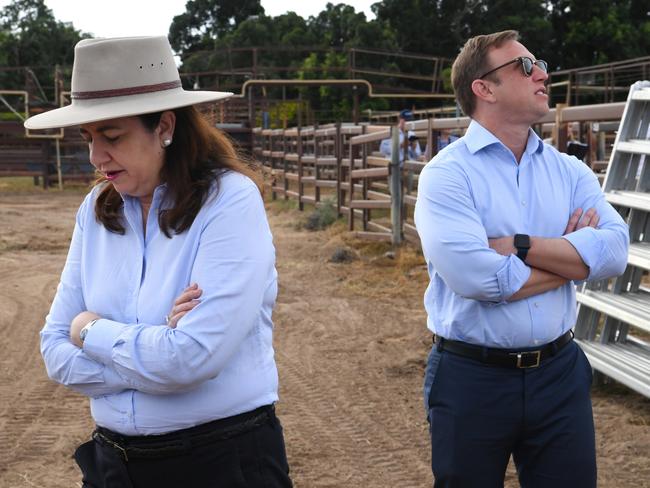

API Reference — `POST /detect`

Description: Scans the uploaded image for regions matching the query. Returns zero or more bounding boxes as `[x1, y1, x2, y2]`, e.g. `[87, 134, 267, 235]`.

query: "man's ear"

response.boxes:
[471, 79, 497, 104]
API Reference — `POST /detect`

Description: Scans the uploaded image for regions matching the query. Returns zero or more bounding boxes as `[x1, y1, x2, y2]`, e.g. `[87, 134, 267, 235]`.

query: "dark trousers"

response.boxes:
[74, 407, 292, 488]
[424, 340, 596, 488]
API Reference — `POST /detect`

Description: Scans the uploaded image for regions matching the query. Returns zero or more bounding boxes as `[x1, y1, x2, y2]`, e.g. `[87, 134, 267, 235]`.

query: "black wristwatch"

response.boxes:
[514, 234, 531, 262]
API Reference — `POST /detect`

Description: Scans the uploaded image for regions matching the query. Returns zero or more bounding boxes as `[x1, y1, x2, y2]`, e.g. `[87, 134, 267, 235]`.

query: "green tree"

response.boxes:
[218, 13, 317, 74]
[0, 0, 88, 101]
[547, 0, 650, 69]
[374, 0, 553, 62]
[308, 2, 368, 47]
[169, 0, 265, 54]
[168, 0, 650, 121]
[462, 0, 553, 61]
[352, 18, 398, 51]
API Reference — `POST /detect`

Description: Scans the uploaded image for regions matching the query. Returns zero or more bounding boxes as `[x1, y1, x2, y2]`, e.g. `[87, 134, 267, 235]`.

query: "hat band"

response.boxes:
[71, 80, 182, 100]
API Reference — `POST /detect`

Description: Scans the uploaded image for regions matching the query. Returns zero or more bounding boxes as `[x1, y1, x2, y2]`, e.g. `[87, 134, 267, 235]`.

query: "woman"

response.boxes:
[25, 36, 292, 487]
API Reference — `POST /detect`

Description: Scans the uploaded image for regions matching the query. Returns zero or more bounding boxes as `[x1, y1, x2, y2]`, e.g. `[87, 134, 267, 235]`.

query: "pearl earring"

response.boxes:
[162, 139, 172, 147]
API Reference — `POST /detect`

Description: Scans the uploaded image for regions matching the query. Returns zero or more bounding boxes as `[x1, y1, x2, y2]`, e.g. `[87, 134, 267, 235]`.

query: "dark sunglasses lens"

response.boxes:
[536, 60, 548, 73]
[521, 58, 534, 76]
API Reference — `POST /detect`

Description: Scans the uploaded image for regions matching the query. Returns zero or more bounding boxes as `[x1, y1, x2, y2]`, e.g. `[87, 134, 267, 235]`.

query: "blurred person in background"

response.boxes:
[380, 109, 422, 162]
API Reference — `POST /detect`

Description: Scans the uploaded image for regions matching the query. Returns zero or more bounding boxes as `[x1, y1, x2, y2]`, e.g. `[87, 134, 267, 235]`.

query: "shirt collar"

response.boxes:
[464, 119, 544, 156]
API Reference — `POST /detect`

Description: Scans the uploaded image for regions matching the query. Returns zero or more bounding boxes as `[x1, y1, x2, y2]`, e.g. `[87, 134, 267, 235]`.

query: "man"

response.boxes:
[380, 109, 422, 162]
[414, 30, 629, 487]
[407, 131, 425, 161]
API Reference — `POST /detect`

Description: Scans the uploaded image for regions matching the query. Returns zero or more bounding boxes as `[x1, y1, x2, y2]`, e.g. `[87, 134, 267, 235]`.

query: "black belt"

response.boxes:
[92, 404, 274, 461]
[434, 330, 574, 369]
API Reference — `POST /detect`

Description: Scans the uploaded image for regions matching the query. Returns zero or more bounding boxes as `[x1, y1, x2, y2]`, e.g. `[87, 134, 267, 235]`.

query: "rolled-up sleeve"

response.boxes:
[415, 161, 531, 302]
[562, 162, 629, 280]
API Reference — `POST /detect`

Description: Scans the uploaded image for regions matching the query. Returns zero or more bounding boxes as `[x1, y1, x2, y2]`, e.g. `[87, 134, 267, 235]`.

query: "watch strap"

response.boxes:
[516, 246, 529, 262]
[514, 234, 531, 262]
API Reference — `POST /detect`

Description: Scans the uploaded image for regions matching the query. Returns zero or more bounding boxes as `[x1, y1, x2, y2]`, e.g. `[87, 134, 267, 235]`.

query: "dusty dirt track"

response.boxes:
[1, 188, 650, 487]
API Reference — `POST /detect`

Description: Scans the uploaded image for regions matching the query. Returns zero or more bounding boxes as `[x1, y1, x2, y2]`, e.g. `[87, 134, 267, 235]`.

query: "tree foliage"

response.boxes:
[2, 0, 649, 117]
[0, 0, 88, 102]
[167, 0, 650, 121]
[546, 0, 650, 69]
[168, 0, 265, 54]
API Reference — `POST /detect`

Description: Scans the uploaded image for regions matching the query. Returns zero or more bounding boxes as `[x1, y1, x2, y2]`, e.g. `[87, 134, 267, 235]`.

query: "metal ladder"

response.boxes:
[574, 80, 650, 397]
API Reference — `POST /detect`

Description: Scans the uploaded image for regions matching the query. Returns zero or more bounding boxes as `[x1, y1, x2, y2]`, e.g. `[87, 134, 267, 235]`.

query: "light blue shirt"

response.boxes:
[41, 171, 279, 435]
[379, 131, 422, 162]
[414, 120, 629, 348]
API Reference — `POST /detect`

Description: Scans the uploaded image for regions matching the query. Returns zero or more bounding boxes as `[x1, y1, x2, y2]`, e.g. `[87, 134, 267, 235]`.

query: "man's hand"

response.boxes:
[70, 311, 101, 348]
[488, 236, 516, 257]
[564, 207, 599, 234]
[166, 283, 203, 329]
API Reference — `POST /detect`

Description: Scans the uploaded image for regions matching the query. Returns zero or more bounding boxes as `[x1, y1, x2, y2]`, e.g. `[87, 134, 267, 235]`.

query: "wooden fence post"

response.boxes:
[390, 126, 403, 246]
[335, 122, 342, 217]
[297, 127, 304, 211]
[555, 103, 567, 151]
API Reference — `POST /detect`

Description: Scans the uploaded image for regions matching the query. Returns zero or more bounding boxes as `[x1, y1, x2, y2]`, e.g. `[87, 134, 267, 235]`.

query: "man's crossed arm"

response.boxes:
[489, 208, 600, 301]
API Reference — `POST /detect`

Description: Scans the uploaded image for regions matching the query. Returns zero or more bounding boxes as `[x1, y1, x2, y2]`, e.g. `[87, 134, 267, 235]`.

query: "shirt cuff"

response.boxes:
[496, 254, 532, 301]
[83, 318, 126, 366]
[562, 227, 610, 279]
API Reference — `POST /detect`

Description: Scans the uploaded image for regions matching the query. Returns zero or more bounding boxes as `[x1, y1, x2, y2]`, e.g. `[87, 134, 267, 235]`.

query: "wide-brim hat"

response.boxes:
[24, 36, 232, 130]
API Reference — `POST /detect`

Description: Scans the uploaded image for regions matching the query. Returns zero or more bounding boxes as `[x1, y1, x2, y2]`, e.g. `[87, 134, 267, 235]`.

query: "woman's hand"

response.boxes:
[166, 283, 203, 328]
[70, 311, 101, 348]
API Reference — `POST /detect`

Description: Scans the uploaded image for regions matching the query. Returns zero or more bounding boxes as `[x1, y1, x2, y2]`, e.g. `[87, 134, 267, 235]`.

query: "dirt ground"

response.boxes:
[1, 187, 650, 487]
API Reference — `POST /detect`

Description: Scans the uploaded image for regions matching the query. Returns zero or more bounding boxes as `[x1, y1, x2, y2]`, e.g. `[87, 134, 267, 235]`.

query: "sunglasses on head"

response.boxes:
[479, 56, 548, 80]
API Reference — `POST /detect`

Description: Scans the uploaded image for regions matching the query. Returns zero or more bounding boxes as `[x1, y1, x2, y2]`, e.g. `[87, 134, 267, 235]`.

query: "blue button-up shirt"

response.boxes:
[414, 120, 629, 348]
[380, 131, 422, 162]
[41, 171, 279, 435]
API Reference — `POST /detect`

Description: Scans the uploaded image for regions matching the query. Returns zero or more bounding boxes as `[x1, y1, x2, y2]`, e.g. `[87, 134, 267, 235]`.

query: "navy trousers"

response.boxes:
[424, 339, 597, 488]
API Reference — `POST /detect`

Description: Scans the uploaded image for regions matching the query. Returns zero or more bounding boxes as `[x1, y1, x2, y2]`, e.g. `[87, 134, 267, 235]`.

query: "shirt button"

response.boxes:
[534, 302, 539, 308]
[521, 200, 527, 206]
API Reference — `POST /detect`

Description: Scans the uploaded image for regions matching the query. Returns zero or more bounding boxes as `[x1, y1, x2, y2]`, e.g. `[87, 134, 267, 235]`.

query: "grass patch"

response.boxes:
[266, 196, 299, 212]
[0, 176, 45, 192]
[337, 243, 428, 300]
[324, 218, 348, 237]
[0, 176, 91, 194]
[342, 236, 392, 257]
[304, 198, 338, 231]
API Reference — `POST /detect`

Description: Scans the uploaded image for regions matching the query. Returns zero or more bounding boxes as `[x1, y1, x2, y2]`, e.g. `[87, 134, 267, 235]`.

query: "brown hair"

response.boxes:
[451, 30, 520, 117]
[95, 106, 262, 237]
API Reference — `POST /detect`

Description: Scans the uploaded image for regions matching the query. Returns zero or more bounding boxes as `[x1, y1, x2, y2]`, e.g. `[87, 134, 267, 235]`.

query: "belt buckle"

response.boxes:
[511, 350, 541, 368]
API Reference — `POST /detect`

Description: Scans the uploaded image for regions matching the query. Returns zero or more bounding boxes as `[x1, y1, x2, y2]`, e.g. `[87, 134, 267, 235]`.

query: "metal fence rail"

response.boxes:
[254, 101, 627, 244]
[574, 81, 650, 398]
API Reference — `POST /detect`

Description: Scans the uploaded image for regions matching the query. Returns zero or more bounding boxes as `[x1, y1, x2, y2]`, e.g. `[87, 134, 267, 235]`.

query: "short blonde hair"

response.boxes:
[451, 30, 519, 117]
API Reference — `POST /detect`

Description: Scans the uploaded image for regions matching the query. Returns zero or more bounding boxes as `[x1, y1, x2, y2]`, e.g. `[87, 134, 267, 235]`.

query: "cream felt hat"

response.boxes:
[24, 36, 232, 130]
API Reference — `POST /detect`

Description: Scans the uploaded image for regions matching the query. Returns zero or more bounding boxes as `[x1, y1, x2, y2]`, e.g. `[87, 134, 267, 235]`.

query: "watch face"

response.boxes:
[515, 234, 531, 249]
